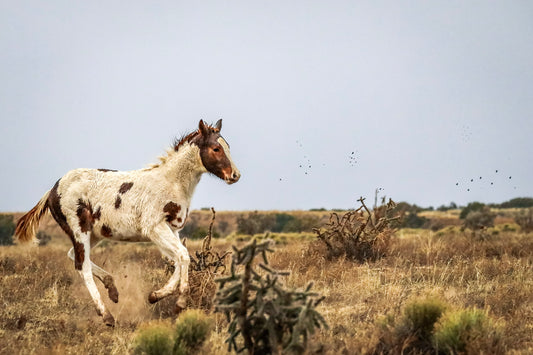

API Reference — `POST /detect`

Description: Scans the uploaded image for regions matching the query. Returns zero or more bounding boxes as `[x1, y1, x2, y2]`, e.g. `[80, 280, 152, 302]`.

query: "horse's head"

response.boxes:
[192, 119, 241, 184]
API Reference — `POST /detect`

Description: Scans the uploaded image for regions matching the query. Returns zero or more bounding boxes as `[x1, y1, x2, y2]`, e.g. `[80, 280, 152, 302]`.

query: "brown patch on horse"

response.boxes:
[76, 199, 95, 233]
[113, 182, 133, 209]
[115, 195, 122, 209]
[163, 202, 181, 223]
[73, 241, 85, 270]
[98, 168, 118, 172]
[118, 182, 134, 194]
[101, 225, 113, 238]
[48, 180, 75, 243]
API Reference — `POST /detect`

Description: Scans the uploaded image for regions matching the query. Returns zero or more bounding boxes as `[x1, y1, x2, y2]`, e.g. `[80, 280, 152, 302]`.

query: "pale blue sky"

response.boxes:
[1, 1, 532, 211]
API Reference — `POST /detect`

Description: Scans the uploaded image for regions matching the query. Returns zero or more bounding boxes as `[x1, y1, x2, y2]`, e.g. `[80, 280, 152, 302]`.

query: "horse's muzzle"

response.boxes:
[225, 170, 241, 184]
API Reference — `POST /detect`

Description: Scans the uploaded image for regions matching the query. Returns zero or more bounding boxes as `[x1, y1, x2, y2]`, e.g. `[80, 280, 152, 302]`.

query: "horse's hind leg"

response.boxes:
[67, 238, 119, 303]
[70, 231, 115, 326]
[147, 223, 190, 312]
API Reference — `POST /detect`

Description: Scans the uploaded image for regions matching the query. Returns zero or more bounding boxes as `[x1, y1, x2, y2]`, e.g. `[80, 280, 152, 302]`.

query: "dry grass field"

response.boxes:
[1, 221, 533, 354]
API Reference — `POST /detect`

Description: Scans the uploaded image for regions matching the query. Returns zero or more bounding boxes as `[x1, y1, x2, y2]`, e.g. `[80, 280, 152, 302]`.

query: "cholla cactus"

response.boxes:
[215, 239, 327, 354]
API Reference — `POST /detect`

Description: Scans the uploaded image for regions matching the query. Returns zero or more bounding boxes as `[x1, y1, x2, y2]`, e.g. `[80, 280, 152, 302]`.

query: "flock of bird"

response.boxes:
[293, 140, 357, 178]
[282, 140, 518, 195]
[455, 170, 516, 192]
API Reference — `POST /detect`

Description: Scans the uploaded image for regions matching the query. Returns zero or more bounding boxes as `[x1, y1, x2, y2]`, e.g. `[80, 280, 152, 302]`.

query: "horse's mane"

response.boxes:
[146, 122, 219, 170]
[173, 130, 201, 152]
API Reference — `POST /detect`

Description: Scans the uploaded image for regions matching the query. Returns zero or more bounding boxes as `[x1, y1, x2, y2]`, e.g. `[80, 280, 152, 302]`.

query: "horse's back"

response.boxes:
[59, 168, 133, 197]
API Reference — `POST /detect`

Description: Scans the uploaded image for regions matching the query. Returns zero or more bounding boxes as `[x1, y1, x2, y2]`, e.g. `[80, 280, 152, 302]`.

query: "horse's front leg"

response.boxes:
[147, 223, 190, 312]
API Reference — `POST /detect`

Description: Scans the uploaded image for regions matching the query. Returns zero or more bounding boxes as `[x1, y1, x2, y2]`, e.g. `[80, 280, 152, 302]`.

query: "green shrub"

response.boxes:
[399, 212, 428, 229]
[132, 312, 213, 355]
[459, 202, 485, 219]
[0, 214, 15, 246]
[463, 206, 496, 233]
[237, 212, 276, 235]
[433, 308, 504, 354]
[132, 321, 173, 355]
[173, 309, 213, 355]
[402, 297, 447, 340]
[375, 297, 447, 354]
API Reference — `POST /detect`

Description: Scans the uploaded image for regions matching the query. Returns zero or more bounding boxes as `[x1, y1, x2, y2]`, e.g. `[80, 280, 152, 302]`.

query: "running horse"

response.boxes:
[14, 119, 240, 326]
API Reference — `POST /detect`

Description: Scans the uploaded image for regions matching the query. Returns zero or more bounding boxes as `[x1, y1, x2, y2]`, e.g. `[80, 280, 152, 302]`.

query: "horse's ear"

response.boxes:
[198, 119, 209, 136]
[215, 119, 222, 131]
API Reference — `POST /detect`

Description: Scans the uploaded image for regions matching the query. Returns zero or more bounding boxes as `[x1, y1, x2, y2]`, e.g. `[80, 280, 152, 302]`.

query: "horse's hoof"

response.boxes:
[103, 312, 115, 327]
[175, 304, 185, 314]
[108, 288, 119, 303]
[175, 295, 187, 313]
[103, 276, 119, 303]
[148, 292, 159, 304]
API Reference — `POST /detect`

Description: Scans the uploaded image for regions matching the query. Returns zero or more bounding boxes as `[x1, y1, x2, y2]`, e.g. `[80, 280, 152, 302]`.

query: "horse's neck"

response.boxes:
[150, 144, 205, 202]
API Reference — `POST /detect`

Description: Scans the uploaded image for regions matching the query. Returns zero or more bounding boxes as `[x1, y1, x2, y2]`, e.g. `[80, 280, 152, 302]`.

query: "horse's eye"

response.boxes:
[213, 148, 220, 152]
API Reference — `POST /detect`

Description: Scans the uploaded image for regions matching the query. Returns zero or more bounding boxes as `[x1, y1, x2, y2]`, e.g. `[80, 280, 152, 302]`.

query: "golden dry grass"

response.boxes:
[2, 230, 533, 354]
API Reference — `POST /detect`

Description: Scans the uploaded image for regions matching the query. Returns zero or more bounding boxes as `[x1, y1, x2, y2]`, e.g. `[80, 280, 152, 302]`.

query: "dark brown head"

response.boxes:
[189, 119, 241, 184]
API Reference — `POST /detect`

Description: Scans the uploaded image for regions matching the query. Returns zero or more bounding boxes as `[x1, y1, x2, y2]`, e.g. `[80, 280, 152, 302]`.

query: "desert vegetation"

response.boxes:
[1, 198, 533, 354]
[215, 239, 327, 354]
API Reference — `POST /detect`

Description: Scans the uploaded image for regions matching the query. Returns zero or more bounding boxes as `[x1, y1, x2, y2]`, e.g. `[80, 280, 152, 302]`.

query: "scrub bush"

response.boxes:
[132, 321, 173, 355]
[173, 310, 213, 355]
[433, 308, 504, 354]
[374, 297, 447, 354]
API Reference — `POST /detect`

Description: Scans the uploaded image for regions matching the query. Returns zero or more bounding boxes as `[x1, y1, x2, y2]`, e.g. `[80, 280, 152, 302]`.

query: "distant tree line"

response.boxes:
[236, 212, 320, 235]
[389, 197, 533, 214]
[392, 197, 533, 231]
[180, 211, 322, 238]
[492, 197, 533, 209]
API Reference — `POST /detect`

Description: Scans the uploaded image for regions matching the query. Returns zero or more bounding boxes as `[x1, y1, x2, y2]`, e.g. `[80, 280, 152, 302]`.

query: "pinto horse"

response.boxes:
[14, 119, 240, 326]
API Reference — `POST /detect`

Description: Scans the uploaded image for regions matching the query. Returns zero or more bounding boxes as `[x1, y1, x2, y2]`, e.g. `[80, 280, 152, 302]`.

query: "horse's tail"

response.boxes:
[14, 190, 51, 243]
